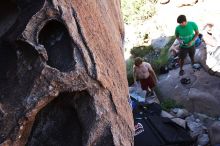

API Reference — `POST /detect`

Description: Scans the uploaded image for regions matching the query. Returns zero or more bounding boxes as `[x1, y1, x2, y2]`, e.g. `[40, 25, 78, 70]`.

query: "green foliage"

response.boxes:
[126, 58, 135, 85]
[151, 47, 169, 73]
[121, 0, 158, 25]
[161, 98, 183, 111]
[126, 36, 176, 85]
[151, 36, 176, 73]
[130, 45, 154, 58]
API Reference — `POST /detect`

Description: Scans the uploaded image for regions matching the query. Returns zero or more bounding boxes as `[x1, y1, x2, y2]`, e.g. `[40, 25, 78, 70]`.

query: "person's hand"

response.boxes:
[179, 40, 184, 45]
[134, 81, 138, 86]
[188, 40, 193, 46]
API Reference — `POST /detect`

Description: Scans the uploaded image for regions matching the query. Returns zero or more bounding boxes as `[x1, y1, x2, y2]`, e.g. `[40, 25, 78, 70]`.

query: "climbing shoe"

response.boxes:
[192, 63, 201, 70]
[180, 77, 191, 85]
[179, 70, 184, 76]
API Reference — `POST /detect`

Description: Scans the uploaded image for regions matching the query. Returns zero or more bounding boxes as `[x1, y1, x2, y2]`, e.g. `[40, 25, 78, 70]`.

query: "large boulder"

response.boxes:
[158, 64, 220, 116]
[0, 0, 133, 146]
[194, 43, 220, 77]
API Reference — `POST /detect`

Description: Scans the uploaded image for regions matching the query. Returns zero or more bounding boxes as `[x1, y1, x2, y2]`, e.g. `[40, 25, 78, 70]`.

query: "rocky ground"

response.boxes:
[125, 0, 220, 145]
[125, 0, 220, 116]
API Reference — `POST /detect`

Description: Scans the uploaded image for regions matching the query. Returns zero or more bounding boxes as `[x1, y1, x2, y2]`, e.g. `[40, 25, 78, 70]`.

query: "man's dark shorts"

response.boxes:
[178, 45, 195, 60]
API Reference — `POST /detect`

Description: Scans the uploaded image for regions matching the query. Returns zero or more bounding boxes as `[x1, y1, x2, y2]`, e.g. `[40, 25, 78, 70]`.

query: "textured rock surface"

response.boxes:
[208, 121, 220, 145]
[158, 64, 220, 116]
[0, 0, 133, 146]
[196, 45, 220, 77]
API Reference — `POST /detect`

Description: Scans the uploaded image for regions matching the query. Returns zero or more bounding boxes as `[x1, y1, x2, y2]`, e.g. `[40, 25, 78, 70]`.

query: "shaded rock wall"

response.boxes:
[0, 0, 133, 146]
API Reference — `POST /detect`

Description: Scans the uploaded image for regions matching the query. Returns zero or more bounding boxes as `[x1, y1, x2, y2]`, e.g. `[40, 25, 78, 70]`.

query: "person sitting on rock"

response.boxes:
[169, 39, 181, 57]
[170, 35, 202, 58]
[133, 57, 157, 96]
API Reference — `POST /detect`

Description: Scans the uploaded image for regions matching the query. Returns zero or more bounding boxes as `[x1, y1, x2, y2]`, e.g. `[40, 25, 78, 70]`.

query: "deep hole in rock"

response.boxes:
[39, 20, 75, 72]
[26, 92, 83, 146]
[0, 41, 17, 84]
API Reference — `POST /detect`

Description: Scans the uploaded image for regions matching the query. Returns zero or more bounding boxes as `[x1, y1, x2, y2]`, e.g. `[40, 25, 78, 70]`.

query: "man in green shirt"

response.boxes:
[175, 15, 199, 76]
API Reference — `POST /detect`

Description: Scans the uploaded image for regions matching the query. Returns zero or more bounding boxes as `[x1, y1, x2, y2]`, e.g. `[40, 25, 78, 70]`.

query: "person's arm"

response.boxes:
[133, 65, 137, 83]
[176, 36, 182, 44]
[147, 63, 158, 82]
[176, 38, 183, 45]
[188, 22, 199, 46]
[189, 30, 199, 46]
[175, 27, 184, 44]
[149, 69, 158, 83]
[193, 30, 199, 41]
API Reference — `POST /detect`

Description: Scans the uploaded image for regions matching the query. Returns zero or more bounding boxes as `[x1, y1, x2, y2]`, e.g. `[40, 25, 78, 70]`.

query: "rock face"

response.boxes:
[198, 39, 220, 76]
[158, 64, 220, 116]
[0, 0, 133, 146]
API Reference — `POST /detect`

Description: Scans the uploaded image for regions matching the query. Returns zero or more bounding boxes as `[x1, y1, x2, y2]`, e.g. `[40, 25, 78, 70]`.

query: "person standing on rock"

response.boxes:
[133, 57, 157, 95]
[175, 15, 199, 76]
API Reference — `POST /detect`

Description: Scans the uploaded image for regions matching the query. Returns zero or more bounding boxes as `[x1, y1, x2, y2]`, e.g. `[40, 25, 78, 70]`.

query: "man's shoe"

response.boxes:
[180, 77, 191, 84]
[179, 70, 184, 76]
[192, 63, 201, 70]
[146, 91, 154, 97]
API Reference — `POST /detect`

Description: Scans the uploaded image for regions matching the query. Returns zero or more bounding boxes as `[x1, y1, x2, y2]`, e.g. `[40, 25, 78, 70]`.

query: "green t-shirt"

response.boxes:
[175, 21, 198, 48]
